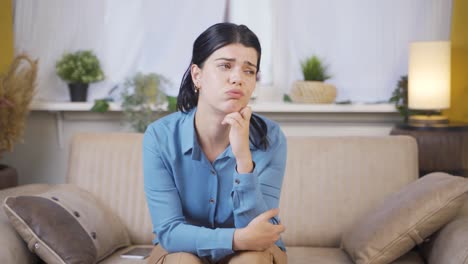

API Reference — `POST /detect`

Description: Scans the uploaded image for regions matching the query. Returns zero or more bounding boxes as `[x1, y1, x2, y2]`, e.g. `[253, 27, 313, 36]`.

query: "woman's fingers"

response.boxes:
[222, 112, 245, 127]
[240, 106, 252, 120]
[222, 115, 242, 127]
[221, 107, 252, 162]
[221, 107, 252, 127]
[257, 208, 279, 222]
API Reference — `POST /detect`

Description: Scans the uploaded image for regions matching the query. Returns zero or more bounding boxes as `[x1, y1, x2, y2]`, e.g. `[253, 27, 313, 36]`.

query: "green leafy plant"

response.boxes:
[389, 75, 411, 121]
[90, 73, 177, 131]
[389, 75, 436, 122]
[121, 72, 171, 132]
[90, 99, 111, 112]
[56, 50, 104, 84]
[90, 85, 119, 112]
[301, 55, 331, 81]
[389, 76, 407, 112]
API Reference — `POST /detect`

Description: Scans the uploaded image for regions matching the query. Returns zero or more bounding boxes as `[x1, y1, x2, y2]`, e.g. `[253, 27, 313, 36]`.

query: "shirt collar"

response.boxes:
[180, 108, 196, 155]
[180, 107, 258, 159]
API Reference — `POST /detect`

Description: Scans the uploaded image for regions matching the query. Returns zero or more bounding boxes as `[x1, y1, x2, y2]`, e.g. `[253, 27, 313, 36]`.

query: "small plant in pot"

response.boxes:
[389, 75, 410, 122]
[56, 50, 104, 102]
[290, 55, 337, 104]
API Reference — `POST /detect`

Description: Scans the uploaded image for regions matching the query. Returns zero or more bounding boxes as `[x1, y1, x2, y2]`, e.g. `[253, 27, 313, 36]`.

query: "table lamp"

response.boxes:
[408, 41, 451, 125]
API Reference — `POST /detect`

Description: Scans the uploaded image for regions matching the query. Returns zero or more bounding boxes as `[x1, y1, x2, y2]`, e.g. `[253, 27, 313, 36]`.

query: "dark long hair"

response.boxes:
[177, 22, 269, 150]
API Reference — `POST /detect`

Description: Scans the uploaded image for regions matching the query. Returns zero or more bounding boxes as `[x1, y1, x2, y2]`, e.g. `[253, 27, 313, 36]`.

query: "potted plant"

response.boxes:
[290, 55, 337, 103]
[56, 50, 104, 102]
[0, 54, 37, 188]
[120, 72, 172, 132]
[389, 75, 428, 123]
[389, 75, 410, 122]
[90, 72, 176, 132]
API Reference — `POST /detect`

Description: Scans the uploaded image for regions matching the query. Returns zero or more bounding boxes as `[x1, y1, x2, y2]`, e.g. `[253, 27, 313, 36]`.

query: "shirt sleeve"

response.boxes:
[231, 127, 287, 228]
[143, 126, 235, 262]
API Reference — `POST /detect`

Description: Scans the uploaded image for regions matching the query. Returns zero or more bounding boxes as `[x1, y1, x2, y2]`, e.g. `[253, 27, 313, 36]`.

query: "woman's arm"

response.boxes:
[230, 127, 287, 251]
[222, 108, 287, 226]
[230, 128, 287, 227]
[222, 108, 287, 250]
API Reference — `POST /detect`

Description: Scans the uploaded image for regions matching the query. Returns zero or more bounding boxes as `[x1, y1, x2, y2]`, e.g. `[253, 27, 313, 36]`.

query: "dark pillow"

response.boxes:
[3, 184, 130, 263]
[341, 172, 468, 264]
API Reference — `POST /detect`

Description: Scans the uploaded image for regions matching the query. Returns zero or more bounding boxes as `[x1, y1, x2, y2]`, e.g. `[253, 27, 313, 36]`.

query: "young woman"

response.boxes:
[143, 22, 287, 264]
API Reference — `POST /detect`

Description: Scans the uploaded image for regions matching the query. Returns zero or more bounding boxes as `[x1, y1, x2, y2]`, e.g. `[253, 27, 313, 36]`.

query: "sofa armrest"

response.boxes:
[0, 184, 53, 264]
[423, 198, 468, 264]
[0, 217, 38, 264]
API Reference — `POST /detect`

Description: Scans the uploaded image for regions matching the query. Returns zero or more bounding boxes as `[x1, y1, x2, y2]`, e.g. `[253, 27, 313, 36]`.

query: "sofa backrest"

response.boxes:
[67, 133, 418, 247]
[67, 133, 152, 245]
[279, 136, 418, 247]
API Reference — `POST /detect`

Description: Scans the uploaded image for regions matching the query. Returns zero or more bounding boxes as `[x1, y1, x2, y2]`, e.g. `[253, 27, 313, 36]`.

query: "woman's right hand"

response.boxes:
[233, 208, 286, 251]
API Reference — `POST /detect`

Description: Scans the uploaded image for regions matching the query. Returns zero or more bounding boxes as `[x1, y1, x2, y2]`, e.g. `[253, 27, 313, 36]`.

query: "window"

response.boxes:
[231, 0, 452, 102]
[15, 0, 452, 103]
[14, 0, 226, 101]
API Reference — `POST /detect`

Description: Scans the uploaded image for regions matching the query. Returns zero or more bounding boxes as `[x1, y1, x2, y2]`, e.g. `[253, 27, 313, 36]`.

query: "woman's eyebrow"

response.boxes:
[215, 58, 257, 68]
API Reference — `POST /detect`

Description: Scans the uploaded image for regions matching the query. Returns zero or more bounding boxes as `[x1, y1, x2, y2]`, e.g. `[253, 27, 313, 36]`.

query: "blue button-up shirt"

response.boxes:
[143, 108, 287, 262]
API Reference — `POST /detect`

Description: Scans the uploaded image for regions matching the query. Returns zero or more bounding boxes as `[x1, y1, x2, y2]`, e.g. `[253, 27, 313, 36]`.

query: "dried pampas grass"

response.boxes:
[0, 54, 38, 158]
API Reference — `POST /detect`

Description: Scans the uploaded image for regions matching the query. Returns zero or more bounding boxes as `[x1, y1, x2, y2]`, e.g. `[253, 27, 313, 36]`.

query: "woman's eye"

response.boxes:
[245, 70, 256, 75]
[219, 64, 231, 69]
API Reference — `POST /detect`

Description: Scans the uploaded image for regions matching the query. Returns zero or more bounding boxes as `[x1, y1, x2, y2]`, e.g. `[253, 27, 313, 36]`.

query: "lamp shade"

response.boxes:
[408, 41, 451, 110]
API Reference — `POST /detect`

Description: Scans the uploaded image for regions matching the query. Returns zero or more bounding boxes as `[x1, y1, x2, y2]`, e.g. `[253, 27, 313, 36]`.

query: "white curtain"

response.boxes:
[229, 0, 273, 86]
[272, 0, 452, 102]
[14, 0, 226, 101]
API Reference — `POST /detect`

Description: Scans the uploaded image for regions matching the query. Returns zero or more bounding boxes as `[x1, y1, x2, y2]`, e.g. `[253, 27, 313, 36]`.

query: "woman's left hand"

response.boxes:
[221, 106, 253, 173]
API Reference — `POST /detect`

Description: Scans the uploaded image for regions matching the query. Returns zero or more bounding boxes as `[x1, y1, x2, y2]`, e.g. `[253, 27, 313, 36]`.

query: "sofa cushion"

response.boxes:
[98, 245, 153, 264]
[285, 247, 423, 264]
[3, 184, 131, 264]
[286, 247, 354, 264]
[67, 133, 153, 245]
[389, 251, 424, 264]
[342, 172, 468, 264]
[280, 136, 418, 247]
[423, 215, 468, 264]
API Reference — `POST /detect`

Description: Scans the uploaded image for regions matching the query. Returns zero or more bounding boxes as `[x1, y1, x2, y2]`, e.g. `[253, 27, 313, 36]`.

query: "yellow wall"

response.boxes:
[0, 0, 14, 74]
[445, 0, 468, 122]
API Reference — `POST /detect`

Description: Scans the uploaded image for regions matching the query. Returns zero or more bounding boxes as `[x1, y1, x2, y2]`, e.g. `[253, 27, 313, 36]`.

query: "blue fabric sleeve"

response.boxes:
[231, 129, 287, 228]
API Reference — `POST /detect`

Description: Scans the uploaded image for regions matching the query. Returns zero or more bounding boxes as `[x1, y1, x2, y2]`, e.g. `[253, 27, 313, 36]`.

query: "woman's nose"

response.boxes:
[229, 69, 243, 85]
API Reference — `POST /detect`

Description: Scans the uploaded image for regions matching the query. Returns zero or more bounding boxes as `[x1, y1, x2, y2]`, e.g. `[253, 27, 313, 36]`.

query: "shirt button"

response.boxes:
[209, 198, 215, 204]
[235, 179, 240, 184]
[210, 169, 216, 175]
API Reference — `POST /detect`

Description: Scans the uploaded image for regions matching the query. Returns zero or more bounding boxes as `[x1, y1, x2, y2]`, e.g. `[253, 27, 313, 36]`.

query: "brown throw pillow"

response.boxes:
[3, 184, 130, 264]
[341, 172, 468, 264]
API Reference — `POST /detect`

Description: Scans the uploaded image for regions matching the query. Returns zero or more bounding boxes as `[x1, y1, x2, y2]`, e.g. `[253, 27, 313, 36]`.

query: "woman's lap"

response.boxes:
[147, 245, 287, 264]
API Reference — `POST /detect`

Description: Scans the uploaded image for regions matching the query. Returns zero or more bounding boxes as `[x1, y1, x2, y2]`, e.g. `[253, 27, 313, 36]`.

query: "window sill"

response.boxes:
[30, 100, 397, 113]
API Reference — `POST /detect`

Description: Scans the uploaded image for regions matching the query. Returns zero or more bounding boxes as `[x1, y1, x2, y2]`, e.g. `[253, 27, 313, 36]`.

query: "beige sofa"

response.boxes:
[1, 133, 467, 264]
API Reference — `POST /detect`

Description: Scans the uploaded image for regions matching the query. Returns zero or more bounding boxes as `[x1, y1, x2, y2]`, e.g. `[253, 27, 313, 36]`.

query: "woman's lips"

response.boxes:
[226, 89, 244, 99]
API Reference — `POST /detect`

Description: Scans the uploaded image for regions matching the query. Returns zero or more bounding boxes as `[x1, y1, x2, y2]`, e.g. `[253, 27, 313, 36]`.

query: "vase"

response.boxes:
[290, 81, 337, 104]
[68, 83, 89, 102]
[0, 164, 18, 189]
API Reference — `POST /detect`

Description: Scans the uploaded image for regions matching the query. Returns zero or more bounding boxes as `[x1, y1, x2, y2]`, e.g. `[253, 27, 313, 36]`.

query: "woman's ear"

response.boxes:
[191, 64, 202, 86]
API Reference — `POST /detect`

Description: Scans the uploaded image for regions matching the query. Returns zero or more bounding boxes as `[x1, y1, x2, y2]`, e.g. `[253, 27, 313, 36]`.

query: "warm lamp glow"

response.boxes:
[408, 41, 451, 110]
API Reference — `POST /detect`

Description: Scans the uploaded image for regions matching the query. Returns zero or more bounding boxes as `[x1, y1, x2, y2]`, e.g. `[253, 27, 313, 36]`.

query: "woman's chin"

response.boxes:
[223, 102, 246, 113]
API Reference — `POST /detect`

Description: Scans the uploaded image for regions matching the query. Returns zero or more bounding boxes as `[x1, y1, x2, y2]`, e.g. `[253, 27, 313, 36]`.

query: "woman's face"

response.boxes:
[192, 43, 258, 115]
